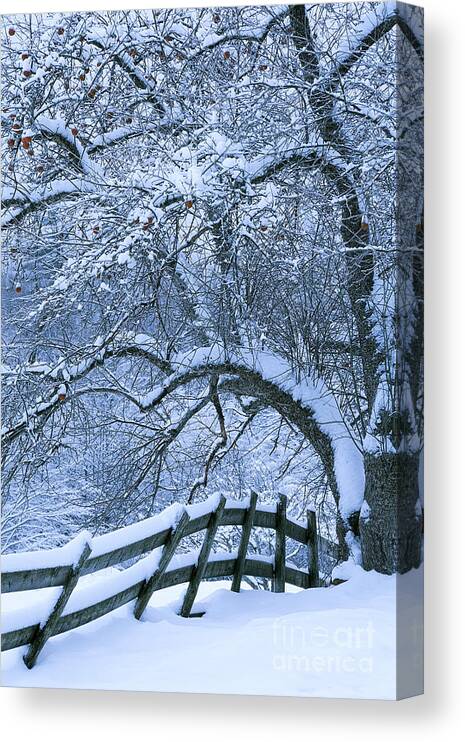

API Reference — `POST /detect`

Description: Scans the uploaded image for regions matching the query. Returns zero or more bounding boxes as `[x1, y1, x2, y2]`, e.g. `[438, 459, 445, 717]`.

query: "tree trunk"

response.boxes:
[359, 452, 423, 574]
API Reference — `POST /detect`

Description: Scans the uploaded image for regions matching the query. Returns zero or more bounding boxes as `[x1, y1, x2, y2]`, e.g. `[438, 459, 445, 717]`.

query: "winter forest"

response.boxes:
[1, 1, 423, 589]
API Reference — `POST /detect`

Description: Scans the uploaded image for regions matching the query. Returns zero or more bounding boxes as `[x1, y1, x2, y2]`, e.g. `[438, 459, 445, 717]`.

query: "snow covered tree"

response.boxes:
[1, 3, 423, 573]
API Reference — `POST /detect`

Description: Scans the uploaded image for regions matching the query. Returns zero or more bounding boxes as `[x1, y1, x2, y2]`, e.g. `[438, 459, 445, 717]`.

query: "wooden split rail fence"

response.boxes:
[1, 494, 331, 668]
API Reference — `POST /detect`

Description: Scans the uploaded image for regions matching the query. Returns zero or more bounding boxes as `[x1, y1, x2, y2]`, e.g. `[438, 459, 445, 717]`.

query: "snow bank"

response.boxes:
[331, 557, 365, 582]
[1, 564, 405, 699]
[165, 548, 237, 572]
[63, 551, 161, 616]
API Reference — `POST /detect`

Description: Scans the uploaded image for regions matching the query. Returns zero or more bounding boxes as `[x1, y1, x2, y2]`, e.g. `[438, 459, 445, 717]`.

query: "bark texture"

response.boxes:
[359, 453, 423, 574]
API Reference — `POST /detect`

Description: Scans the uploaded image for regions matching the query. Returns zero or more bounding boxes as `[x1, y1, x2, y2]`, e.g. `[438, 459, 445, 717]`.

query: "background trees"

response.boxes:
[1, 3, 423, 574]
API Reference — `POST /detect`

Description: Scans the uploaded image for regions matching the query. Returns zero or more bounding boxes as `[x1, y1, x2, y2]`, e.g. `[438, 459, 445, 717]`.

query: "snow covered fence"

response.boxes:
[1, 494, 334, 667]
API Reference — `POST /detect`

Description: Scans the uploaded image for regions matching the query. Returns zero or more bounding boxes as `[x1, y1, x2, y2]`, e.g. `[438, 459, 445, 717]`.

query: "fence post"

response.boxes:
[307, 509, 320, 587]
[231, 491, 258, 593]
[23, 538, 92, 669]
[134, 509, 190, 620]
[180, 495, 226, 618]
[273, 495, 287, 593]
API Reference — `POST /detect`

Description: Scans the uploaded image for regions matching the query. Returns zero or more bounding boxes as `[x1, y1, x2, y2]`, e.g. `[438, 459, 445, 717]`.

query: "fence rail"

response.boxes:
[1, 494, 334, 667]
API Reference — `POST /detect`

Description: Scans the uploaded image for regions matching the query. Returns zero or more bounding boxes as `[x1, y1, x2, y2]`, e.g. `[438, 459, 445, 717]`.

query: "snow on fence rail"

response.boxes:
[1, 494, 333, 668]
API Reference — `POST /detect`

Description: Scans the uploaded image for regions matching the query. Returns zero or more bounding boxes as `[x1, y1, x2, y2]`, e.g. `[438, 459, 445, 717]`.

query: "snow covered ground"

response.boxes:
[0, 563, 412, 700]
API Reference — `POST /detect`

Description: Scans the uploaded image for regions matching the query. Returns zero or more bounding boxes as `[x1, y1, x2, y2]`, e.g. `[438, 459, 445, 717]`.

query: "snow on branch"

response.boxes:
[84, 31, 164, 114]
[1, 178, 100, 227]
[3, 335, 364, 519]
[33, 115, 103, 179]
[322, 2, 423, 92]
[189, 6, 288, 60]
[137, 344, 365, 518]
[1, 135, 353, 231]
[1, 330, 170, 448]
[2, 116, 105, 226]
